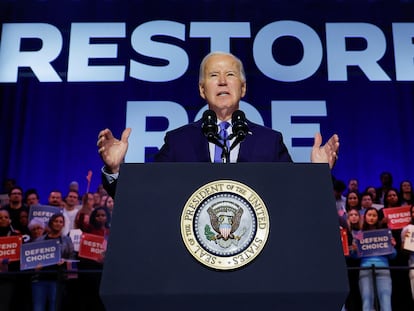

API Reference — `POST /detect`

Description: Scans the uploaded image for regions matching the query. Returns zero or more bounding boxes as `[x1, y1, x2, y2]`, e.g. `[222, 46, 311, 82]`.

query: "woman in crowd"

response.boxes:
[0, 209, 21, 310]
[400, 180, 414, 206]
[103, 195, 115, 216]
[344, 208, 362, 311]
[381, 187, 412, 309]
[28, 217, 45, 242]
[78, 206, 111, 311]
[85, 206, 111, 237]
[31, 213, 75, 311]
[346, 191, 361, 212]
[74, 192, 94, 232]
[353, 207, 396, 311]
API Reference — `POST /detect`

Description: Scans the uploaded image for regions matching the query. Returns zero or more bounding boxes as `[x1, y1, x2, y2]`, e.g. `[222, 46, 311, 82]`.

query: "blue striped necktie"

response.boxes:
[214, 121, 230, 163]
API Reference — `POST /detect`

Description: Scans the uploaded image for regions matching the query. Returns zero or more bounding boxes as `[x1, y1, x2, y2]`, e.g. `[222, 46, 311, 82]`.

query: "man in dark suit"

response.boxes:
[97, 51, 339, 196]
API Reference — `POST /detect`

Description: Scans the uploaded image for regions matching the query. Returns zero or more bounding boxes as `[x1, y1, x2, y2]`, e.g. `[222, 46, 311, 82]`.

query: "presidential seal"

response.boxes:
[180, 180, 270, 270]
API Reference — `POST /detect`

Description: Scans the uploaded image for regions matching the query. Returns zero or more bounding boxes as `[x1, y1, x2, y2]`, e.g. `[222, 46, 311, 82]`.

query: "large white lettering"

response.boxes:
[67, 23, 126, 82]
[253, 21, 323, 82]
[393, 23, 414, 81]
[1, 21, 414, 82]
[190, 22, 251, 53]
[326, 23, 391, 81]
[130, 21, 188, 82]
[0, 23, 62, 82]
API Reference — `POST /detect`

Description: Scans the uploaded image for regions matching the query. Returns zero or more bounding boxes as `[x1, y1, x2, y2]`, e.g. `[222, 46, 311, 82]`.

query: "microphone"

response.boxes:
[231, 110, 248, 140]
[229, 110, 249, 151]
[201, 109, 219, 141]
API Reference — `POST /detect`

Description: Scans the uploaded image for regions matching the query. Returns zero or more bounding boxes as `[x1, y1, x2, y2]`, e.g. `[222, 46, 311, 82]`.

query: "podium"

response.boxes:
[100, 163, 348, 310]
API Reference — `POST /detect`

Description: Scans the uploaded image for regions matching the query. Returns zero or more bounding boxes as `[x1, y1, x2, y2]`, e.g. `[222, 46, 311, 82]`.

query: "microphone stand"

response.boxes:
[207, 135, 230, 163]
[221, 138, 230, 163]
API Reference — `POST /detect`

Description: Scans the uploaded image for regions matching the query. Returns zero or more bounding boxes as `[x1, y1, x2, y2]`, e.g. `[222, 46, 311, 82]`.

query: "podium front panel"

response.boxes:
[100, 163, 348, 310]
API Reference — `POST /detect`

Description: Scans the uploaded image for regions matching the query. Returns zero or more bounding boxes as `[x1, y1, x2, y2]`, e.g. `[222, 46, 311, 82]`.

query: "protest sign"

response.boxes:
[382, 206, 411, 230]
[354, 229, 394, 257]
[20, 239, 61, 270]
[78, 233, 106, 262]
[0, 236, 22, 262]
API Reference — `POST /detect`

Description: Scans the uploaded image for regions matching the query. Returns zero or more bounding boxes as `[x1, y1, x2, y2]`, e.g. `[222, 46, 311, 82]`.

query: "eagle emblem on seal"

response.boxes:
[205, 206, 244, 243]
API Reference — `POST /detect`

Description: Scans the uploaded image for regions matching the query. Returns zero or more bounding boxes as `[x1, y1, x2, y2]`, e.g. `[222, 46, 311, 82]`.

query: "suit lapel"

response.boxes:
[191, 120, 211, 162]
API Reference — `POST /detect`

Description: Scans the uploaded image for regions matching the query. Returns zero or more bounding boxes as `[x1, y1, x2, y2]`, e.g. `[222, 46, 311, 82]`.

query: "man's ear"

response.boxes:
[241, 82, 247, 98]
[199, 83, 206, 100]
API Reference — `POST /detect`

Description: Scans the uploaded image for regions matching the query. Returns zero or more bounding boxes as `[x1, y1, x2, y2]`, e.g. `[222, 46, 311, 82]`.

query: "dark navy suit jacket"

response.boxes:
[155, 119, 292, 162]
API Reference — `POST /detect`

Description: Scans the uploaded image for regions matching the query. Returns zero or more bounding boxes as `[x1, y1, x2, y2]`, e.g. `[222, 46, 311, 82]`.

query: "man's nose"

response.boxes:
[218, 74, 227, 85]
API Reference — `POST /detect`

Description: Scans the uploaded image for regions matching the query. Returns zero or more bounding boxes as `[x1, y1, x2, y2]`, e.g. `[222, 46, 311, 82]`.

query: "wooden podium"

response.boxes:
[100, 163, 348, 310]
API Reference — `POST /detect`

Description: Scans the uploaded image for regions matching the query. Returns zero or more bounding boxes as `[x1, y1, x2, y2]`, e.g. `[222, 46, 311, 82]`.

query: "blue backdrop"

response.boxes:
[1, 0, 414, 201]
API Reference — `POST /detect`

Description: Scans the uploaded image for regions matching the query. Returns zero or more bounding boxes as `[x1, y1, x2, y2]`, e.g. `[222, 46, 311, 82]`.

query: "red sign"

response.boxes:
[78, 233, 106, 262]
[383, 206, 412, 230]
[0, 235, 22, 262]
[340, 228, 349, 256]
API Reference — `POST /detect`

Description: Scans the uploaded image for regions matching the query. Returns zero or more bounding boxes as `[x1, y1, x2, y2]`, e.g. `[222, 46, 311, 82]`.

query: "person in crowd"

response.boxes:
[104, 195, 115, 215]
[28, 217, 45, 242]
[24, 188, 40, 207]
[74, 192, 95, 231]
[364, 186, 384, 210]
[376, 172, 394, 205]
[401, 205, 414, 302]
[48, 190, 64, 208]
[96, 51, 340, 197]
[31, 213, 75, 311]
[68, 181, 79, 194]
[360, 192, 374, 216]
[0, 178, 16, 206]
[334, 179, 347, 216]
[77, 206, 111, 311]
[1, 186, 29, 232]
[17, 209, 31, 241]
[83, 206, 111, 237]
[381, 187, 412, 308]
[93, 192, 101, 208]
[97, 184, 108, 197]
[343, 208, 362, 311]
[99, 194, 109, 208]
[0, 209, 21, 311]
[352, 207, 396, 311]
[62, 190, 81, 236]
[383, 188, 401, 209]
[400, 180, 414, 206]
[347, 178, 360, 196]
[345, 191, 361, 212]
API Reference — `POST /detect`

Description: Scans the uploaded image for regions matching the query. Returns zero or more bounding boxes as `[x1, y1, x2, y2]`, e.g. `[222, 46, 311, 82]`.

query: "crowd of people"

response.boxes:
[0, 171, 413, 311]
[336, 172, 414, 311]
[0, 178, 112, 311]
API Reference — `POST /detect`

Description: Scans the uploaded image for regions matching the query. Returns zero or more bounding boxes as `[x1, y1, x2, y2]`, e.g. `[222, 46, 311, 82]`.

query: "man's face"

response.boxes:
[361, 195, 373, 208]
[348, 180, 358, 192]
[66, 192, 79, 207]
[9, 189, 23, 204]
[26, 193, 39, 206]
[48, 192, 62, 207]
[199, 54, 246, 119]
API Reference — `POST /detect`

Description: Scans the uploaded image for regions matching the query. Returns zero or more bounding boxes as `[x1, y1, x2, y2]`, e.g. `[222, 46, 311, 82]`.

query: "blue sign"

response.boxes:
[20, 239, 61, 270]
[355, 229, 394, 257]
